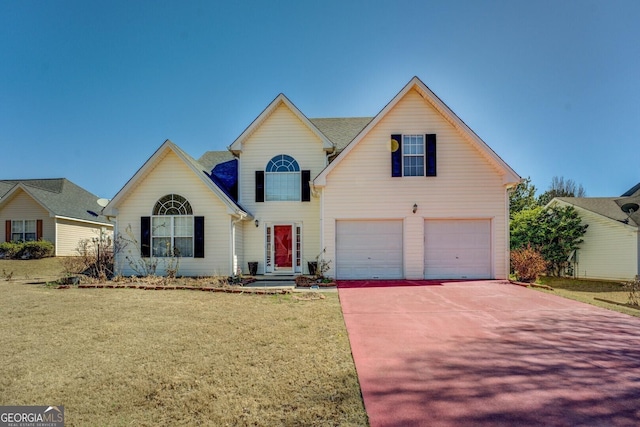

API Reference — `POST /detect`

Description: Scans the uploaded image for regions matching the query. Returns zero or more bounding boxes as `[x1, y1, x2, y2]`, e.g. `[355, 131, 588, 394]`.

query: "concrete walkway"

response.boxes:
[338, 280, 640, 427]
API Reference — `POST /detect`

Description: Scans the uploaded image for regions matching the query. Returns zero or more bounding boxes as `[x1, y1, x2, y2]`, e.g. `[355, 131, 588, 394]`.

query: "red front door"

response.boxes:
[274, 225, 293, 270]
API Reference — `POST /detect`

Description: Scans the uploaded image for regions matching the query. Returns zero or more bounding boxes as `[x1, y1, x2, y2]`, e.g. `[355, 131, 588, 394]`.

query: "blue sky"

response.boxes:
[2, 0, 638, 199]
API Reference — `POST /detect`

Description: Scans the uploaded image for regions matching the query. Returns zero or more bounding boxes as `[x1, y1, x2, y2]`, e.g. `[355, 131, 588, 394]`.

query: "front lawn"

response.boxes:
[0, 280, 368, 426]
[536, 276, 640, 318]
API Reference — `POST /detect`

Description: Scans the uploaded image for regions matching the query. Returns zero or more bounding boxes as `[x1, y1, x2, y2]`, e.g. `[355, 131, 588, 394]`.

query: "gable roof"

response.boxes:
[309, 117, 373, 153]
[228, 93, 335, 154]
[103, 140, 251, 219]
[314, 76, 521, 187]
[554, 196, 640, 228]
[0, 178, 112, 225]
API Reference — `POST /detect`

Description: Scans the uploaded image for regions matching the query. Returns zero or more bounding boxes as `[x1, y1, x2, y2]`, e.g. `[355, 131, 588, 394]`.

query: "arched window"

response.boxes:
[152, 194, 193, 257]
[265, 154, 300, 201]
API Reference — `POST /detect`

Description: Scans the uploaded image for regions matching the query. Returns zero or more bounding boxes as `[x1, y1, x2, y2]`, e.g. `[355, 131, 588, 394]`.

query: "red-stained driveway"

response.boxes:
[338, 280, 640, 427]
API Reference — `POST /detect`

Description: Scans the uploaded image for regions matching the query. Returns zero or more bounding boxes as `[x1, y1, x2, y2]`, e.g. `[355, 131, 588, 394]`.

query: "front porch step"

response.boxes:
[245, 275, 297, 288]
[249, 275, 297, 282]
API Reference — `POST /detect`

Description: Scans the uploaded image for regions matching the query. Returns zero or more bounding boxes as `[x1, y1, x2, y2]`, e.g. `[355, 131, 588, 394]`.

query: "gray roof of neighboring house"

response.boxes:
[0, 178, 112, 225]
[556, 196, 640, 227]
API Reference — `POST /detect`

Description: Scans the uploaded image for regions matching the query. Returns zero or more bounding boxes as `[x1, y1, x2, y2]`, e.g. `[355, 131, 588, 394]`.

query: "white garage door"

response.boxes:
[424, 219, 491, 279]
[336, 220, 403, 279]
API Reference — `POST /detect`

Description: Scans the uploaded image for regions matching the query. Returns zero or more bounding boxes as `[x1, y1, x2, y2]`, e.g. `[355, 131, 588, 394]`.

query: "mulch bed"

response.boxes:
[70, 284, 290, 295]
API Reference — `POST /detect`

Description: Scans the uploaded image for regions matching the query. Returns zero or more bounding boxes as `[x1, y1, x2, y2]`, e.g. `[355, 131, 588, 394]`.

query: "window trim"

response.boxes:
[150, 194, 194, 258]
[151, 215, 194, 258]
[265, 155, 301, 202]
[10, 219, 37, 242]
[402, 134, 425, 177]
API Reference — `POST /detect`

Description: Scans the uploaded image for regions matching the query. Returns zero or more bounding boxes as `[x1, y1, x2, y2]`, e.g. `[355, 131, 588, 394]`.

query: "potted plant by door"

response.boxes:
[248, 261, 258, 276]
[307, 261, 317, 276]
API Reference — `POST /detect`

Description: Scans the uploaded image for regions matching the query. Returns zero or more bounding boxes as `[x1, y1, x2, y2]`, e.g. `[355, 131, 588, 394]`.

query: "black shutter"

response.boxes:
[141, 216, 151, 257]
[426, 134, 437, 176]
[301, 170, 311, 202]
[5, 220, 10, 242]
[391, 134, 402, 177]
[194, 216, 205, 258]
[255, 171, 264, 202]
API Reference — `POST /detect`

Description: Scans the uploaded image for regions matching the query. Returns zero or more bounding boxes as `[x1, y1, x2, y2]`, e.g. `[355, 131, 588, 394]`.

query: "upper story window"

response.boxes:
[151, 194, 193, 257]
[391, 133, 437, 177]
[265, 154, 301, 201]
[403, 135, 425, 176]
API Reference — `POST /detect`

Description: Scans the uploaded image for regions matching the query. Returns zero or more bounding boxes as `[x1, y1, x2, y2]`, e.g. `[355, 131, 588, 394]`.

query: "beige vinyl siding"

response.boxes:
[322, 88, 508, 279]
[114, 150, 234, 277]
[569, 206, 639, 281]
[55, 218, 112, 257]
[238, 103, 326, 274]
[0, 190, 55, 244]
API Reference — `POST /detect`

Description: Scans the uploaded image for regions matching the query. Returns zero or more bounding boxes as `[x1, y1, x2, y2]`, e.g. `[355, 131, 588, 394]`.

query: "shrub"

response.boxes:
[511, 245, 548, 283]
[19, 240, 55, 259]
[0, 240, 54, 259]
[0, 242, 21, 259]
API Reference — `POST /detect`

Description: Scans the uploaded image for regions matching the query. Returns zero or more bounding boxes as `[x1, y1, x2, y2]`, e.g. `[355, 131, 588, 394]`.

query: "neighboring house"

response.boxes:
[0, 179, 113, 256]
[550, 183, 640, 281]
[104, 76, 520, 279]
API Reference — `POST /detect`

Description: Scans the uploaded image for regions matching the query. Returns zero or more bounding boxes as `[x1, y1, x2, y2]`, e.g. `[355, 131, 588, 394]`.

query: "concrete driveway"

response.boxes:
[338, 280, 640, 427]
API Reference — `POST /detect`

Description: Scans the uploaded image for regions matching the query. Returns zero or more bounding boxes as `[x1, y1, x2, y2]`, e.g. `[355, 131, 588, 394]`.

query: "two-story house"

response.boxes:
[103, 77, 520, 280]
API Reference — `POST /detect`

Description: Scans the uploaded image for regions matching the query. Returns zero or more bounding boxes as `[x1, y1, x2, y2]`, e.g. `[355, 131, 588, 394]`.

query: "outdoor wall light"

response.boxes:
[413, 203, 418, 214]
[255, 219, 259, 228]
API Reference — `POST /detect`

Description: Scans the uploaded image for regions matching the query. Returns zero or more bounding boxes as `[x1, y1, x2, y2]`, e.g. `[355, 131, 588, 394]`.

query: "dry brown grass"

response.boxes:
[0, 258, 65, 282]
[537, 276, 640, 318]
[0, 281, 368, 426]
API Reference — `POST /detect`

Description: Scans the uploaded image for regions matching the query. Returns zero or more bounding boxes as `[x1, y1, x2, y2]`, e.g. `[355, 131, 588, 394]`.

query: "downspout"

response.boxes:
[505, 183, 518, 279]
[230, 211, 247, 276]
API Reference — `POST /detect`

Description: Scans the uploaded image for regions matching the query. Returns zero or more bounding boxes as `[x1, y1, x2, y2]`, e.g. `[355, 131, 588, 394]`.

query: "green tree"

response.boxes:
[538, 176, 586, 206]
[509, 177, 539, 218]
[537, 205, 588, 276]
[510, 206, 544, 250]
[510, 204, 588, 276]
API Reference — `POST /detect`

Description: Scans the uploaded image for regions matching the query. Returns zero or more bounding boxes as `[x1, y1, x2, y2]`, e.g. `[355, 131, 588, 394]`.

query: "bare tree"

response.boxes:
[538, 176, 586, 205]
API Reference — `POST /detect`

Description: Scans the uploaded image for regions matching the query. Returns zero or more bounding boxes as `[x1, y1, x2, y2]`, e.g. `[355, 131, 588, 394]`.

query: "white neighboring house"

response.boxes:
[104, 76, 521, 279]
[0, 179, 113, 256]
[550, 183, 640, 281]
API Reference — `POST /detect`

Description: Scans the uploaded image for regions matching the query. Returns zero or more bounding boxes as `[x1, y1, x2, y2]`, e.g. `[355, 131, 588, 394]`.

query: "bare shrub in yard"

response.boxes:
[118, 224, 181, 278]
[60, 235, 115, 282]
[627, 277, 640, 307]
[511, 245, 548, 283]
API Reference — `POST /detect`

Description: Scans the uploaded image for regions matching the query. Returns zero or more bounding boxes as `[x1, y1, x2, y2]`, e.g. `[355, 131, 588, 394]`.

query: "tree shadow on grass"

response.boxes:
[364, 312, 640, 426]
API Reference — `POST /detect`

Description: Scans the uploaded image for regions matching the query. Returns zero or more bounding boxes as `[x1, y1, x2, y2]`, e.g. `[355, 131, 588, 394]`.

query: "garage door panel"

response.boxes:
[425, 219, 491, 279]
[337, 220, 403, 280]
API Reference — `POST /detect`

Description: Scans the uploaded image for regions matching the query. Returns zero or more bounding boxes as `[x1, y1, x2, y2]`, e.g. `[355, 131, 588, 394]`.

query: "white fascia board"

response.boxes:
[103, 139, 251, 219]
[0, 184, 55, 217]
[55, 215, 115, 227]
[169, 142, 252, 219]
[315, 76, 521, 186]
[102, 139, 175, 216]
[228, 94, 334, 154]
